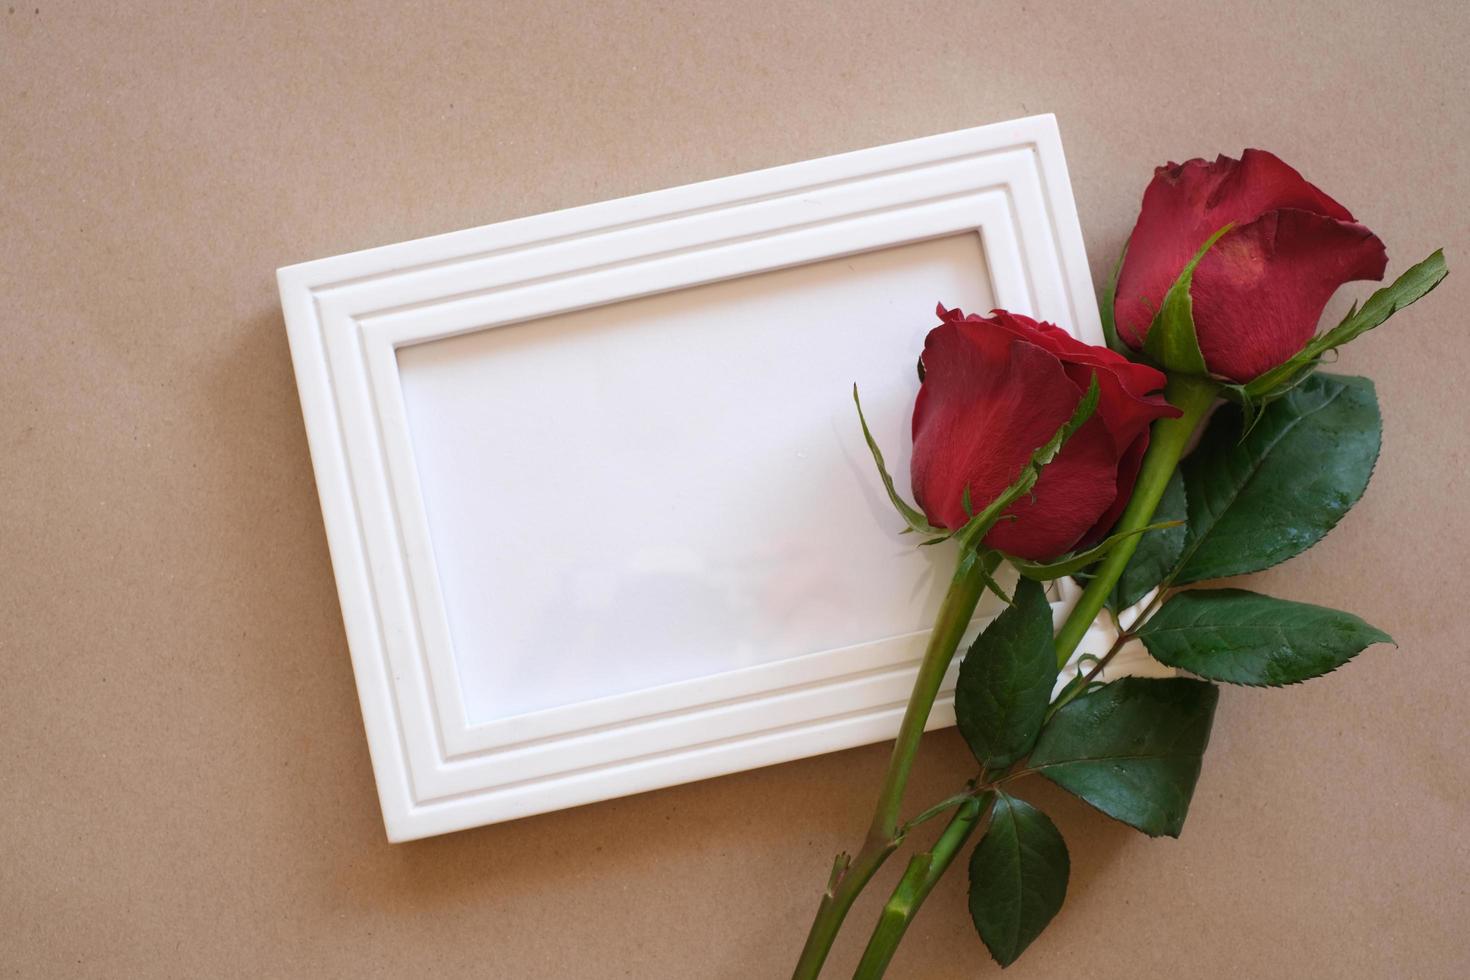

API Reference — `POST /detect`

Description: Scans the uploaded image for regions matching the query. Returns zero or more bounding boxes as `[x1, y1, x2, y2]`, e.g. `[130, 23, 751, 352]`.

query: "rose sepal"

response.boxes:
[1099, 240, 1136, 358]
[852, 383, 945, 538]
[1219, 249, 1448, 426]
[1010, 519, 1184, 581]
[1139, 224, 1233, 377]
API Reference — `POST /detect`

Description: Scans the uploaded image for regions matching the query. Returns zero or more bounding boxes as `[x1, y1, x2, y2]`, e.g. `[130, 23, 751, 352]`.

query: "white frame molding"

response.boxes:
[278, 114, 1100, 841]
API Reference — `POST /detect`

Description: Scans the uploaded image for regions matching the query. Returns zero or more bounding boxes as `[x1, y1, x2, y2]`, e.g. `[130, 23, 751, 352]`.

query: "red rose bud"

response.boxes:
[910, 306, 1179, 562]
[1115, 150, 1388, 383]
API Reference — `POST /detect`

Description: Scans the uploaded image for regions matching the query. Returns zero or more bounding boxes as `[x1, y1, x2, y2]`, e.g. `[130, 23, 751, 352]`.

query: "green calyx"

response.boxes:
[1139, 224, 1232, 377]
[1223, 249, 1448, 425]
[1099, 238, 1131, 357]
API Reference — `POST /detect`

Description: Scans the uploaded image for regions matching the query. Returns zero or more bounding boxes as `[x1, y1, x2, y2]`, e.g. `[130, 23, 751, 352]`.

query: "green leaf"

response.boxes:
[1100, 240, 1130, 356]
[1137, 588, 1392, 686]
[1141, 224, 1231, 376]
[955, 578, 1058, 770]
[1174, 373, 1380, 584]
[1012, 519, 1184, 582]
[1241, 250, 1449, 399]
[1025, 677, 1219, 837]
[852, 384, 941, 537]
[1108, 469, 1188, 609]
[968, 792, 1069, 968]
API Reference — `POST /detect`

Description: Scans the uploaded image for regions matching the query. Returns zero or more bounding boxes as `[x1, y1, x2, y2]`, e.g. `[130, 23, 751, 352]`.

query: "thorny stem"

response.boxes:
[845, 377, 1220, 975]
[851, 793, 995, 979]
[1050, 375, 1217, 669]
[790, 551, 999, 980]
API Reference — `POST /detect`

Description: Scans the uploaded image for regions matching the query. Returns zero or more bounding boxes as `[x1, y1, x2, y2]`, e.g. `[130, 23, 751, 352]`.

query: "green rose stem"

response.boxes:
[844, 373, 1219, 978]
[851, 792, 994, 980]
[1051, 373, 1218, 668]
[791, 550, 1000, 980]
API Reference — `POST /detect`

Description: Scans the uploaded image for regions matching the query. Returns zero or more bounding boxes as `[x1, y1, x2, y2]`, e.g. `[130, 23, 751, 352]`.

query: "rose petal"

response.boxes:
[1115, 149, 1361, 348]
[1075, 430, 1150, 550]
[1058, 360, 1175, 452]
[982, 411, 1122, 560]
[1191, 208, 1388, 381]
[912, 324, 1079, 528]
[915, 307, 1179, 560]
[985, 309, 1176, 405]
[973, 310, 1179, 455]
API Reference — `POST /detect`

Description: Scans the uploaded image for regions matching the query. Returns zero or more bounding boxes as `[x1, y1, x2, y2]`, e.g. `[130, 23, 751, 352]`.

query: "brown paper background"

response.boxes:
[4, 2, 1468, 977]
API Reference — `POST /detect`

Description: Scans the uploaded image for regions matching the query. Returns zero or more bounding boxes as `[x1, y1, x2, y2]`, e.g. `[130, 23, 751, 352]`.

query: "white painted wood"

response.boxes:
[278, 114, 1100, 841]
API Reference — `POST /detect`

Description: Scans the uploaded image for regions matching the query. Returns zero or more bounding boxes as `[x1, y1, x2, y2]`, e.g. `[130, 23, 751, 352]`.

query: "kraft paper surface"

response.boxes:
[3, 2, 1467, 976]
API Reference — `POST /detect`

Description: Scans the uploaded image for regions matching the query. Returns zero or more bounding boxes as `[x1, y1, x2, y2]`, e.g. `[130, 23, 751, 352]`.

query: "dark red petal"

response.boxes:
[1115, 150, 1361, 349]
[983, 307, 1178, 451]
[911, 325, 1089, 535]
[957, 306, 1177, 468]
[984, 310, 1074, 358]
[1074, 431, 1151, 551]
[1204, 149, 1355, 223]
[1059, 360, 1176, 450]
[982, 412, 1121, 561]
[1191, 209, 1388, 381]
[983, 309, 1173, 402]
[912, 307, 1180, 560]
[1060, 348, 1172, 401]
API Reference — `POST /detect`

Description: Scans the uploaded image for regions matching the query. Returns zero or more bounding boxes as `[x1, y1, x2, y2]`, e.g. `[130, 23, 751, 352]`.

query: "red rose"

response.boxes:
[1114, 150, 1388, 383]
[910, 306, 1179, 562]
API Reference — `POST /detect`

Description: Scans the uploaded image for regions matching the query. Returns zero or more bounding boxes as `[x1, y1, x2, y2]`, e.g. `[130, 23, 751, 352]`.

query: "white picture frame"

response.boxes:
[278, 113, 1101, 841]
